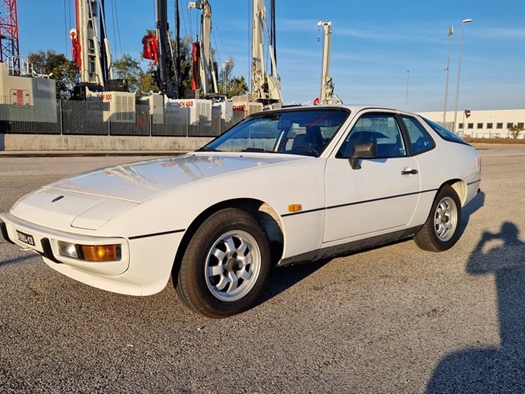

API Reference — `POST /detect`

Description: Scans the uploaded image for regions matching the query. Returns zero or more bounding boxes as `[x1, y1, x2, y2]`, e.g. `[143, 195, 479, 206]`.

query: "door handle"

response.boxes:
[401, 168, 418, 175]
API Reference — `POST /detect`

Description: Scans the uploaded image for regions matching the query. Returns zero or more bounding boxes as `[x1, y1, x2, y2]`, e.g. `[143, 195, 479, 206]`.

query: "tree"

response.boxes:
[217, 56, 248, 98]
[225, 76, 249, 98]
[176, 35, 194, 97]
[139, 68, 159, 94]
[112, 54, 142, 93]
[508, 123, 524, 139]
[27, 50, 78, 96]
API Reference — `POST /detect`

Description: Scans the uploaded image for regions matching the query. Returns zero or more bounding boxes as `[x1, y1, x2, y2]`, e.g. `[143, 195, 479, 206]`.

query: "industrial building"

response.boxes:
[418, 109, 525, 139]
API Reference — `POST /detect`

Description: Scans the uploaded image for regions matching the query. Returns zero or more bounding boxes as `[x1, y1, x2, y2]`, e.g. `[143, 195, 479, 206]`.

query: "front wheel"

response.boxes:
[175, 208, 271, 318]
[414, 185, 462, 252]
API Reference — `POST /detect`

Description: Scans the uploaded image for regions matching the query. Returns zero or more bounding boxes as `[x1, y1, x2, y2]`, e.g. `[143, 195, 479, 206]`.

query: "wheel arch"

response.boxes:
[171, 198, 284, 280]
[443, 179, 468, 206]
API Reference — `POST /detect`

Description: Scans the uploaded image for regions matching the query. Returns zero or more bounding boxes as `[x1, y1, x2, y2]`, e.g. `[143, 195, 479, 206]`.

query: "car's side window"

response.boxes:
[401, 116, 434, 155]
[337, 113, 406, 158]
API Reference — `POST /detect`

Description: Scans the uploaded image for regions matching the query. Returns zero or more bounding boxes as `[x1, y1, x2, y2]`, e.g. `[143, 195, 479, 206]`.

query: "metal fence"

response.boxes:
[0, 99, 244, 137]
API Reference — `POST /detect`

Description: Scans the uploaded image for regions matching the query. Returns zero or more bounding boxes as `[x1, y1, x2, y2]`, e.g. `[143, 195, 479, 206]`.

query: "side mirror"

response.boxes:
[349, 141, 376, 170]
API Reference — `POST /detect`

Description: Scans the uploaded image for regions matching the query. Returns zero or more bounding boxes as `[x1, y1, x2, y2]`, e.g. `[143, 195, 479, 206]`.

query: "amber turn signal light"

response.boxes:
[287, 204, 302, 213]
[81, 245, 121, 262]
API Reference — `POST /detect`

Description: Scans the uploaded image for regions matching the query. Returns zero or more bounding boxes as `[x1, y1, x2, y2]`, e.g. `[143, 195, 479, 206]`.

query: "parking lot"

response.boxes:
[1, 146, 524, 393]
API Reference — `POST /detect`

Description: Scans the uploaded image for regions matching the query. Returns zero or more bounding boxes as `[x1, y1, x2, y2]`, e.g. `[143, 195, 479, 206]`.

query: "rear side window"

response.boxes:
[401, 116, 434, 155]
[423, 117, 470, 146]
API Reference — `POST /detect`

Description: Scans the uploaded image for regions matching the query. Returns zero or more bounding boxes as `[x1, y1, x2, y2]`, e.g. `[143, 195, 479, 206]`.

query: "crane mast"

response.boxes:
[155, 0, 177, 97]
[69, 0, 135, 122]
[318, 21, 342, 105]
[0, 0, 21, 75]
[142, 0, 178, 98]
[251, 0, 281, 106]
[70, 0, 113, 88]
[188, 0, 218, 97]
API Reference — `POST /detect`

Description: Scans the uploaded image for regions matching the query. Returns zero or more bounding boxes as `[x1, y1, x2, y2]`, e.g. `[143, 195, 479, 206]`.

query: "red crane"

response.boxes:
[142, 0, 179, 98]
[0, 0, 20, 75]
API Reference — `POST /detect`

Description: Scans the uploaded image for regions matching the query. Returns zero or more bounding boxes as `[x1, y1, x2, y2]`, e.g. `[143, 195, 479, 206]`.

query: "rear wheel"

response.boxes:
[176, 208, 271, 318]
[414, 185, 462, 252]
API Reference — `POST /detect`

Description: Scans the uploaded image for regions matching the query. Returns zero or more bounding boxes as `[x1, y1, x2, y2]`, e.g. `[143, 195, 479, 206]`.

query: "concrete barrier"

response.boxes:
[2, 134, 213, 152]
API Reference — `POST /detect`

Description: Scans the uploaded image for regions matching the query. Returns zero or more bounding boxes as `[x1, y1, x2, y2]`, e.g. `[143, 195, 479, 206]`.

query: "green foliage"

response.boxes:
[216, 56, 249, 98]
[27, 50, 78, 95]
[508, 123, 525, 139]
[177, 36, 194, 97]
[225, 75, 249, 98]
[112, 54, 141, 93]
[139, 68, 158, 95]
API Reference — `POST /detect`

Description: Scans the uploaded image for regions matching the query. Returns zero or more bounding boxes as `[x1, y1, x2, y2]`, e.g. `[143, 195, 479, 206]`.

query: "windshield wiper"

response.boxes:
[241, 148, 277, 153]
[196, 146, 220, 152]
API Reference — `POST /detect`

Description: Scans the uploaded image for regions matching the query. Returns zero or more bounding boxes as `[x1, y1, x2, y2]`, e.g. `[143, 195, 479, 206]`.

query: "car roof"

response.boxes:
[267, 104, 417, 116]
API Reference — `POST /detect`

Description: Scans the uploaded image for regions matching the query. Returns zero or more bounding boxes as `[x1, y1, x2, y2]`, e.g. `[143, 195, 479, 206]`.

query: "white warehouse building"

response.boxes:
[418, 109, 525, 139]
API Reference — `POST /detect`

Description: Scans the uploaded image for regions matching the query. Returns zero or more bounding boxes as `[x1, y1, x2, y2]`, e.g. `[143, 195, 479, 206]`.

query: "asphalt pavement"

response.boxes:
[1, 146, 525, 393]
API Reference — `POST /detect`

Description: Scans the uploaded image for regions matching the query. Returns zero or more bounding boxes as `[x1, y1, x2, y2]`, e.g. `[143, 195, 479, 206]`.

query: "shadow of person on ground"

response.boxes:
[427, 221, 525, 393]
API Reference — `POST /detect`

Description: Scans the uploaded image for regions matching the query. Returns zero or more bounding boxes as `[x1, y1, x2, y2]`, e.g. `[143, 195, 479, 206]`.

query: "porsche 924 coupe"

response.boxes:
[1, 105, 481, 318]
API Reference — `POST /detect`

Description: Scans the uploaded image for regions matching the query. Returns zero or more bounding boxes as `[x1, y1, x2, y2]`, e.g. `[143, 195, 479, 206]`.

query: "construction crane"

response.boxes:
[70, 0, 115, 91]
[251, 0, 282, 106]
[188, 0, 218, 97]
[69, 0, 135, 122]
[0, 0, 20, 75]
[318, 21, 342, 105]
[142, 0, 179, 98]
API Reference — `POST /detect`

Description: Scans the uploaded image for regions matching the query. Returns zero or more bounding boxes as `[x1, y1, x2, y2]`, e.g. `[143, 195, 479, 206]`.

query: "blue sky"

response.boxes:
[17, 1, 525, 112]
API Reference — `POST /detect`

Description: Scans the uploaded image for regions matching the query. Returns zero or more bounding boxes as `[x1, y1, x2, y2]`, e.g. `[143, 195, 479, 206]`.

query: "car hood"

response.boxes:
[49, 153, 296, 202]
[10, 153, 300, 230]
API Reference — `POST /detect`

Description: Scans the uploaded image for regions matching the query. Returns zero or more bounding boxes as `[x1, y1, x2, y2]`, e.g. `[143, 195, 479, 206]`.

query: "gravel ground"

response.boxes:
[0, 147, 524, 393]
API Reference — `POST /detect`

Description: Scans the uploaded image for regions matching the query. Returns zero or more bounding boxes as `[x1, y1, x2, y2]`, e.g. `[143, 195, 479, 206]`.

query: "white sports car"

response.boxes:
[1, 105, 481, 318]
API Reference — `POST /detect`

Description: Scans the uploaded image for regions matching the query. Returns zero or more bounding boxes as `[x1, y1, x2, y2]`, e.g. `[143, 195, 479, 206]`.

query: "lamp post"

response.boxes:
[222, 62, 227, 94]
[453, 18, 473, 134]
[405, 70, 410, 110]
[443, 26, 454, 124]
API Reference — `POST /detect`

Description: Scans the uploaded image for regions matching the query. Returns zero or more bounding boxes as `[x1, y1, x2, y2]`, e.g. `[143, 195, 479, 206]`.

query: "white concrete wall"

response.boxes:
[1, 134, 213, 152]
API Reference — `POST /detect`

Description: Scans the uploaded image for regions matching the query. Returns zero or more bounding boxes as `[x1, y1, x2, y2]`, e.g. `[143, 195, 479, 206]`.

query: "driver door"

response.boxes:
[323, 112, 421, 243]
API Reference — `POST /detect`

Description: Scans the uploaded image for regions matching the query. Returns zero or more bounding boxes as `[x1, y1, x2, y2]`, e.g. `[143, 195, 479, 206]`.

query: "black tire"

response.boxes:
[176, 208, 271, 318]
[414, 185, 462, 252]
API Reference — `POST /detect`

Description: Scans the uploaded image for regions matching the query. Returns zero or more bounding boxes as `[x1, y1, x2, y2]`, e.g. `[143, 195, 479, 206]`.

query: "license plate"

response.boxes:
[16, 230, 35, 246]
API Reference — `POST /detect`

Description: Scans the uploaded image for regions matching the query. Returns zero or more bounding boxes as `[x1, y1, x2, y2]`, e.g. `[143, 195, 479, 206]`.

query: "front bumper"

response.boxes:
[1, 212, 130, 276]
[1, 212, 183, 296]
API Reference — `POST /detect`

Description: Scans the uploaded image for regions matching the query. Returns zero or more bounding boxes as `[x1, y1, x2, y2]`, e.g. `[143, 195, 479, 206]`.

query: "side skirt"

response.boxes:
[277, 226, 421, 267]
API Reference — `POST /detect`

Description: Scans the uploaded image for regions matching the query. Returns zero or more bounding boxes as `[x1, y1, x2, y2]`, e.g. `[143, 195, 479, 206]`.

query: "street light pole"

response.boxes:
[443, 26, 454, 124]
[405, 70, 410, 110]
[222, 62, 227, 94]
[453, 18, 473, 134]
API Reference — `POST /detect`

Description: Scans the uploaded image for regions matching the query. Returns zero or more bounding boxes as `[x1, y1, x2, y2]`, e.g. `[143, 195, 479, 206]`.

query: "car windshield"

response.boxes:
[200, 108, 351, 157]
[423, 117, 470, 146]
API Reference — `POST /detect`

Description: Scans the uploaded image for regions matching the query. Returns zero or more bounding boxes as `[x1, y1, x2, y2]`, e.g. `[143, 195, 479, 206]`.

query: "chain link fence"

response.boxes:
[1, 99, 243, 137]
